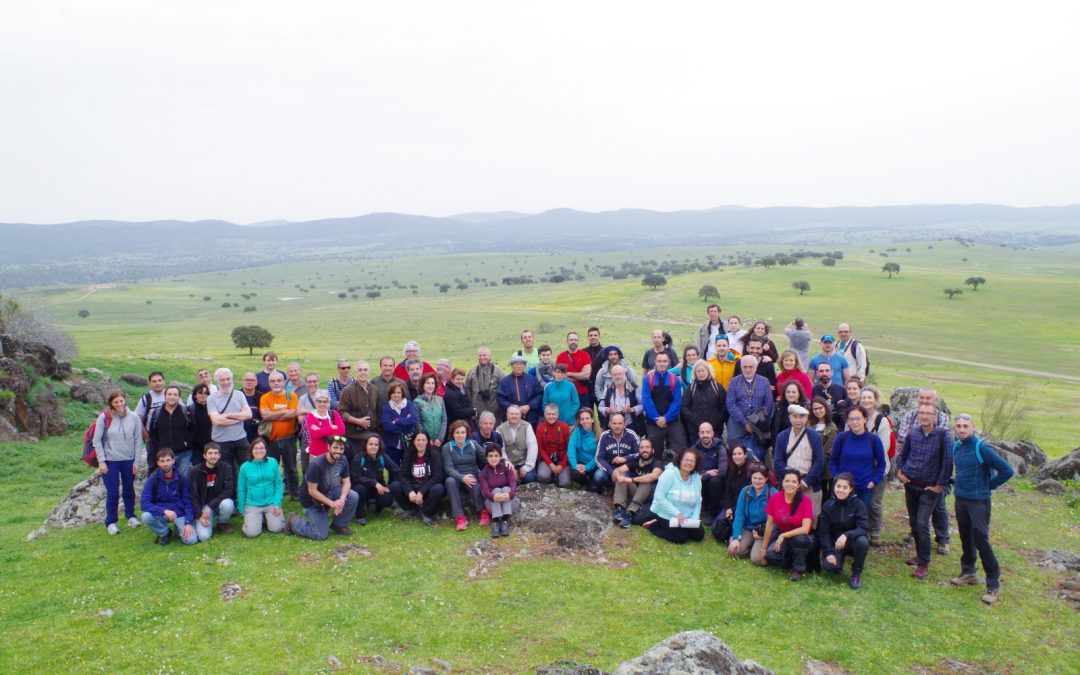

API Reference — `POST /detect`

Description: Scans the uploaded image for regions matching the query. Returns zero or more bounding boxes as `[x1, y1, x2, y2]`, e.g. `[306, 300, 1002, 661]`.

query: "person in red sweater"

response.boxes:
[536, 403, 571, 487]
[762, 469, 817, 580]
[557, 331, 594, 411]
[775, 350, 812, 403]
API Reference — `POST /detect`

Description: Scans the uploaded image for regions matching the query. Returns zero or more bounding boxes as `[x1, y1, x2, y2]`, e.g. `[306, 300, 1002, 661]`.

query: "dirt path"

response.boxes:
[588, 313, 1080, 384]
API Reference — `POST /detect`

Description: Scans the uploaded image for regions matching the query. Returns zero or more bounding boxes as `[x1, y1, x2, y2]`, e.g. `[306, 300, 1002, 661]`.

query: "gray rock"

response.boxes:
[42, 467, 150, 531]
[220, 582, 244, 601]
[613, 631, 774, 675]
[514, 483, 612, 553]
[1034, 447, 1080, 482]
[70, 381, 119, 406]
[988, 440, 1046, 476]
[536, 661, 604, 675]
[429, 658, 452, 672]
[25, 526, 47, 541]
[1035, 479, 1065, 497]
[888, 387, 950, 431]
[1030, 550, 1080, 572]
[0, 335, 69, 440]
[408, 668, 437, 675]
[804, 660, 853, 675]
[120, 374, 149, 387]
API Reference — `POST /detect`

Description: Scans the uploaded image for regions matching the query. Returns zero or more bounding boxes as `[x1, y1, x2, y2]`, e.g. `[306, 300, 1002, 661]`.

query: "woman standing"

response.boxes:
[94, 390, 145, 535]
[810, 397, 839, 500]
[681, 361, 727, 446]
[739, 321, 780, 363]
[859, 385, 895, 545]
[305, 390, 345, 469]
[567, 408, 602, 491]
[829, 406, 886, 514]
[775, 350, 813, 404]
[237, 436, 285, 537]
[646, 448, 705, 544]
[761, 469, 816, 580]
[674, 345, 702, 388]
[443, 368, 476, 429]
[818, 473, 870, 589]
[381, 383, 419, 465]
[187, 384, 213, 462]
[391, 431, 445, 525]
[771, 381, 810, 443]
[414, 372, 447, 446]
[478, 444, 518, 537]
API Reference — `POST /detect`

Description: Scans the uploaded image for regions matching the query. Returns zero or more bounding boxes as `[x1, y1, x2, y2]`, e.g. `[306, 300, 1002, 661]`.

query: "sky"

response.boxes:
[2, 1, 1079, 224]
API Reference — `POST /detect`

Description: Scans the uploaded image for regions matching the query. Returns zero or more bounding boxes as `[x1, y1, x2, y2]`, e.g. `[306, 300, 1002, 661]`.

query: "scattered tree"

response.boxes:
[697, 284, 720, 302]
[337, 292, 347, 299]
[145, 300, 152, 305]
[243, 306, 256, 313]
[456, 282, 468, 290]
[221, 302, 231, 308]
[438, 284, 451, 293]
[641, 273, 667, 290]
[943, 288, 964, 300]
[366, 291, 381, 299]
[821, 257, 836, 267]
[231, 325, 274, 355]
[792, 280, 811, 295]
[965, 276, 987, 291]
[78, 309, 90, 319]
[882, 262, 901, 278]
[203, 296, 212, 301]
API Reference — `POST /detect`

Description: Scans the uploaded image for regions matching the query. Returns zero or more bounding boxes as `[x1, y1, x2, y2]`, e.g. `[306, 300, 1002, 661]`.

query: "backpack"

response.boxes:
[645, 370, 678, 392]
[847, 339, 870, 376]
[871, 414, 898, 458]
[952, 437, 987, 468]
[82, 410, 112, 467]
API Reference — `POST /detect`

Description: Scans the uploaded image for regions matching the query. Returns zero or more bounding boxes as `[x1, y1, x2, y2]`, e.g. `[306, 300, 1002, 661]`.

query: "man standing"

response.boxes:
[140, 448, 198, 546]
[297, 372, 320, 412]
[773, 404, 825, 517]
[597, 364, 643, 431]
[556, 331, 593, 411]
[371, 356, 404, 433]
[897, 388, 953, 553]
[188, 442, 236, 541]
[327, 358, 354, 411]
[495, 405, 538, 483]
[148, 385, 191, 475]
[393, 341, 435, 381]
[510, 329, 541, 370]
[641, 329, 679, 372]
[404, 360, 425, 400]
[338, 361, 378, 460]
[897, 404, 954, 580]
[707, 335, 740, 388]
[697, 304, 725, 359]
[611, 438, 663, 529]
[949, 414, 1014, 604]
[735, 337, 777, 393]
[593, 345, 639, 404]
[255, 351, 279, 396]
[186, 368, 218, 405]
[240, 372, 262, 442]
[811, 363, 848, 426]
[836, 323, 868, 382]
[784, 318, 814, 370]
[583, 326, 605, 399]
[284, 362, 304, 397]
[286, 436, 359, 540]
[208, 368, 253, 475]
[641, 353, 686, 460]
[725, 356, 774, 462]
[465, 346, 504, 423]
[135, 371, 167, 464]
[693, 422, 728, 520]
[260, 371, 302, 500]
[808, 335, 849, 387]
[496, 356, 543, 425]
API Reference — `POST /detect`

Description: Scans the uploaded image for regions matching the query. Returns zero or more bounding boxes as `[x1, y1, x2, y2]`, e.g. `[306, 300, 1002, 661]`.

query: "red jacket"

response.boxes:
[535, 420, 570, 468]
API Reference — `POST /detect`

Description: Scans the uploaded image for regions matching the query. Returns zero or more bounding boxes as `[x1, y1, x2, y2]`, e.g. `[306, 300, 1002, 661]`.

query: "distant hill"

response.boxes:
[3, 204, 1079, 287]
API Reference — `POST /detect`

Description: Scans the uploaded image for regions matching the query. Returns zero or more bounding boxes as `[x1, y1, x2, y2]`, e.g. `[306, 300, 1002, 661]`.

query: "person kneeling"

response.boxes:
[611, 439, 663, 529]
[350, 434, 400, 526]
[189, 442, 236, 541]
[725, 464, 776, 564]
[818, 473, 870, 589]
[644, 448, 705, 544]
[285, 436, 359, 540]
[140, 448, 198, 546]
[237, 436, 285, 537]
[762, 469, 816, 580]
[478, 444, 518, 537]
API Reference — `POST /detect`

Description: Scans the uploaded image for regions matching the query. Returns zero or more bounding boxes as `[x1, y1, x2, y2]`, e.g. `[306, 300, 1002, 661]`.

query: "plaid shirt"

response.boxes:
[725, 375, 774, 426]
[327, 377, 354, 411]
[898, 424, 953, 486]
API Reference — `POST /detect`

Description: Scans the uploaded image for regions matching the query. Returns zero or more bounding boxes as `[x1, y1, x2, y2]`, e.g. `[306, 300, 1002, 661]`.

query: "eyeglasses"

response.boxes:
[338, 366, 350, 371]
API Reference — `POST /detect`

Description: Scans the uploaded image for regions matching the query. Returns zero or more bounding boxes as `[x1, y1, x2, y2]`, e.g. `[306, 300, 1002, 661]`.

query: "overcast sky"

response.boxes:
[2, 2, 1078, 224]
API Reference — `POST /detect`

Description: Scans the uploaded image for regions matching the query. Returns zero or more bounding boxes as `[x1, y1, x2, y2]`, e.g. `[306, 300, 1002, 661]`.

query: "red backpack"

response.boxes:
[81, 410, 112, 467]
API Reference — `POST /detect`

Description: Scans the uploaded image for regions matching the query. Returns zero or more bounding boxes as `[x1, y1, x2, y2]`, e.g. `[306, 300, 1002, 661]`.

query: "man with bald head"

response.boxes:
[466, 346, 504, 423]
[725, 355, 774, 462]
[897, 388, 952, 552]
[836, 323, 868, 381]
[392, 341, 436, 382]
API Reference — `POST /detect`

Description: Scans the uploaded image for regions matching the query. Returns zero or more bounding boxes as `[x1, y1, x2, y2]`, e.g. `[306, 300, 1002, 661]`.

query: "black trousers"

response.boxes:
[956, 497, 1000, 589]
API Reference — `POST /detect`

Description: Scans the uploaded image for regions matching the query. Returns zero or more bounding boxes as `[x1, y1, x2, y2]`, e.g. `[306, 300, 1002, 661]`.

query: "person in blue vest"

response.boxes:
[641, 352, 687, 461]
[948, 414, 1014, 605]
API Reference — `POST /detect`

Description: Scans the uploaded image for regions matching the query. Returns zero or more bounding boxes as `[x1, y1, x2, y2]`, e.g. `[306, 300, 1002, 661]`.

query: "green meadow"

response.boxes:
[2, 239, 1079, 673]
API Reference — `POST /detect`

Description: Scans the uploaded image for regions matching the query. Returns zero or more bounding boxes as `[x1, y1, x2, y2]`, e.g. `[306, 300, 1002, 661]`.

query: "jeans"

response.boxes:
[956, 497, 1000, 590]
[515, 466, 538, 485]
[391, 481, 445, 517]
[905, 484, 943, 564]
[701, 471, 726, 516]
[570, 467, 607, 492]
[242, 504, 285, 537]
[101, 459, 136, 527]
[726, 420, 765, 462]
[822, 534, 869, 576]
[268, 435, 300, 498]
[174, 450, 193, 478]
[854, 487, 875, 512]
[293, 490, 360, 541]
[194, 499, 235, 541]
[141, 512, 198, 545]
[933, 486, 952, 544]
[868, 480, 887, 539]
[445, 475, 485, 517]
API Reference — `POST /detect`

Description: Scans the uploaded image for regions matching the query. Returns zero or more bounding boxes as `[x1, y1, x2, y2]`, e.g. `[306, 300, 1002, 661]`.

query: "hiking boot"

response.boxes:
[501, 520, 510, 536]
[422, 514, 434, 525]
[455, 515, 468, 531]
[355, 517, 367, 526]
[901, 533, 914, 544]
[612, 505, 626, 524]
[869, 534, 881, 547]
[789, 570, 804, 582]
[155, 533, 170, 546]
[912, 564, 929, 580]
[107, 523, 120, 535]
[330, 524, 353, 536]
[849, 574, 862, 590]
[216, 522, 235, 535]
[905, 557, 920, 566]
[479, 509, 491, 526]
[284, 513, 298, 535]
[937, 543, 950, 555]
[491, 522, 501, 538]
[982, 588, 999, 605]
[619, 511, 632, 529]
[950, 573, 980, 586]
[127, 517, 141, 529]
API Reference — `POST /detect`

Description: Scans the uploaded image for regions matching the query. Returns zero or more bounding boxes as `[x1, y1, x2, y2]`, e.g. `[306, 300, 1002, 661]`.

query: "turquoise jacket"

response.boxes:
[542, 380, 580, 425]
[237, 457, 283, 512]
[731, 484, 776, 533]
[567, 426, 598, 472]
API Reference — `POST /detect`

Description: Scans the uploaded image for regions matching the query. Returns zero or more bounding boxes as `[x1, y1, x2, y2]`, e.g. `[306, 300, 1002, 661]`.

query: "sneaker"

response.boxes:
[905, 557, 920, 566]
[330, 525, 353, 536]
[789, 571, 804, 581]
[284, 513, 297, 535]
[216, 523, 234, 535]
[912, 564, 929, 580]
[950, 573, 980, 586]
[938, 543, 950, 555]
[455, 515, 468, 531]
[155, 533, 170, 546]
[619, 511, 632, 529]
[127, 517, 141, 529]
[869, 535, 881, 547]
[612, 506, 626, 524]
[107, 523, 120, 535]
[422, 514, 434, 526]
[982, 588, 999, 605]
[356, 517, 368, 527]
[849, 574, 862, 590]
[479, 509, 491, 526]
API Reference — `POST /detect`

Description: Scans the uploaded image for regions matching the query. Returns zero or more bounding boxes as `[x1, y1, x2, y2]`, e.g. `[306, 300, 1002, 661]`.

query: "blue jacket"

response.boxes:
[731, 484, 775, 534]
[542, 380, 580, 425]
[381, 400, 419, 450]
[567, 426, 598, 472]
[641, 370, 682, 424]
[496, 373, 543, 425]
[829, 430, 887, 490]
[952, 436, 1013, 500]
[141, 469, 194, 521]
[773, 426, 825, 491]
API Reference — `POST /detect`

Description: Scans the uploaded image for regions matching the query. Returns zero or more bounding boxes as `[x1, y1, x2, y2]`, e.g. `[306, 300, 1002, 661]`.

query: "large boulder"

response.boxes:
[70, 381, 119, 406]
[45, 467, 150, 529]
[514, 483, 612, 553]
[888, 387, 951, 430]
[1034, 447, 1080, 482]
[120, 374, 149, 387]
[613, 631, 773, 675]
[0, 334, 71, 440]
[993, 440, 1047, 476]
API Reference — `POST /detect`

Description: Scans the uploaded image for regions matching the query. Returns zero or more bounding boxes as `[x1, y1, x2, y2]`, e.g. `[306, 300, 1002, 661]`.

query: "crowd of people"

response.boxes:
[90, 308, 1013, 602]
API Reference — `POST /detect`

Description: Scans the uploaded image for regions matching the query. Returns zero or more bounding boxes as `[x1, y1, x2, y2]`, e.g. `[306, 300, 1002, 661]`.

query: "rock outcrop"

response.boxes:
[0, 333, 70, 441]
[888, 387, 950, 430]
[69, 381, 119, 406]
[45, 467, 150, 530]
[612, 631, 773, 675]
[514, 483, 612, 553]
[1034, 447, 1080, 482]
[992, 440, 1047, 476]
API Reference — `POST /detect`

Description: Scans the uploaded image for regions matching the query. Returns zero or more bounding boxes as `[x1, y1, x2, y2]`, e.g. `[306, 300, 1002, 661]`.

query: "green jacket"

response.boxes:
[237, 457, 283, 512]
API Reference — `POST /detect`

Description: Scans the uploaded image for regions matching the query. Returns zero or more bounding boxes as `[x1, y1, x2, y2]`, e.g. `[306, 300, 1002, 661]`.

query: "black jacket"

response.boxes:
[150, 405, 191, 455]
[398, 446, 445, 492]
[443, 384, 476, 429]
[188, 460, 235, 512]
[351, 452, 401, 491]
[817, 496, 869, 556]
[681, 379, 728, 438]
